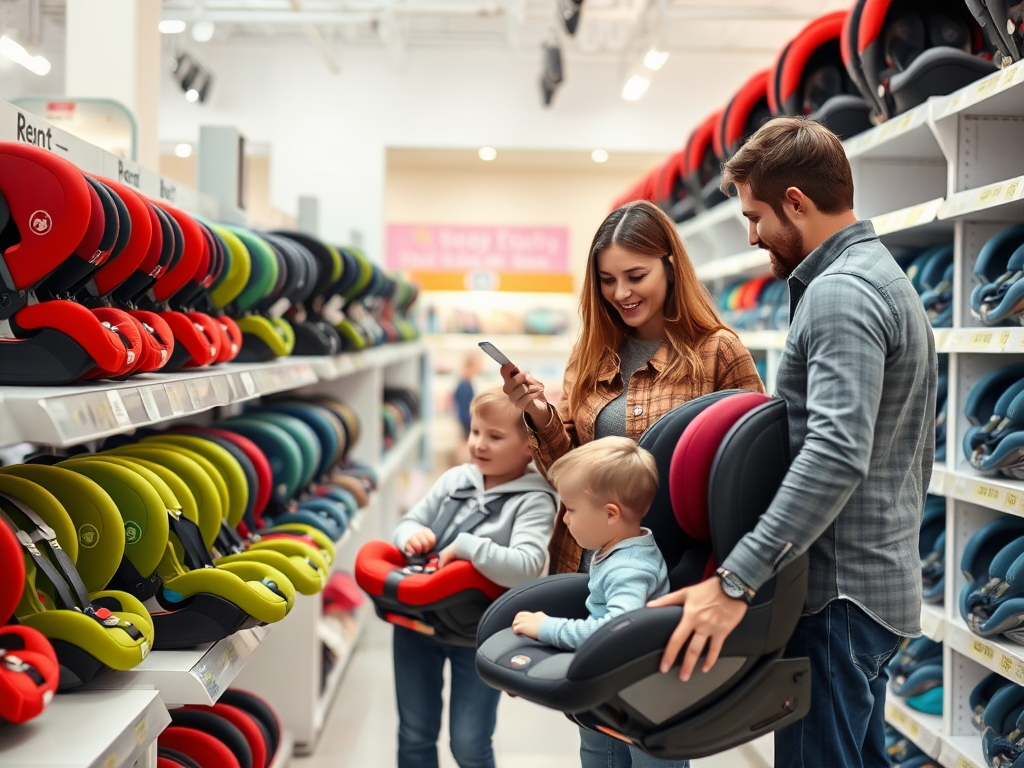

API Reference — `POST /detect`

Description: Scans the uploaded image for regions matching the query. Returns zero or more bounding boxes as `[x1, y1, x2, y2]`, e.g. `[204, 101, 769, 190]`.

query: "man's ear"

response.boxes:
[605, 503, 621, 523]
[785, 186, 809, 215]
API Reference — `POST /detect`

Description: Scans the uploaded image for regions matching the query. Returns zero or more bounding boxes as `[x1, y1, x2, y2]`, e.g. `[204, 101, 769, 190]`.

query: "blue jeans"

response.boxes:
[775, 600, 902, 768]
[579, 726, 690, 768]
[393, 625, 501, 768]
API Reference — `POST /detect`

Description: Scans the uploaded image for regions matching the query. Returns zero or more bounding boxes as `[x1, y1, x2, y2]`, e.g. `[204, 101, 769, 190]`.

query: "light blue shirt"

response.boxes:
[539, 528, 669, 650]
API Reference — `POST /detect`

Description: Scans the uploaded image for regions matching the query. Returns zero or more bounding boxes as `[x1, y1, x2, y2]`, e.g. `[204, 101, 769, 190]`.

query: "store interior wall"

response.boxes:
[152, 44, 774, 259]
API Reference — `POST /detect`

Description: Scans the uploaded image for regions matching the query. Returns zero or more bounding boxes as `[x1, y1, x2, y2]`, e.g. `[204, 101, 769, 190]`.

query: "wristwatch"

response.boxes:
[716, 567, 755, 604]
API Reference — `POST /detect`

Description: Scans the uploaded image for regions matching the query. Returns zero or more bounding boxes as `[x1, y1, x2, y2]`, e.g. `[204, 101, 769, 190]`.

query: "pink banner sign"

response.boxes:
[386, 224, 570, 273]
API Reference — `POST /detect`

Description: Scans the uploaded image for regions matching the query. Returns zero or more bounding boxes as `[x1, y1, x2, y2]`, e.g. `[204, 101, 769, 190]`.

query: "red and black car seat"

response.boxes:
[769, 10, 874, 139]
[0, 521, 60, 724]
[475, 391, 810, 760]
[717, 69, 773, 161]
[356, 489, 553, 646]
[967, 0, 1024, 66]
[682, 111, 727, 211]
[852, 0, 996, 120]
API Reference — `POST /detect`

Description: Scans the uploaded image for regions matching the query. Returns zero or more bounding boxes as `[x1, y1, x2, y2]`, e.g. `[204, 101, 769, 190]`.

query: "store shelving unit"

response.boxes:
[0, 99, 427, 768]
[677, 59, 1024, 768]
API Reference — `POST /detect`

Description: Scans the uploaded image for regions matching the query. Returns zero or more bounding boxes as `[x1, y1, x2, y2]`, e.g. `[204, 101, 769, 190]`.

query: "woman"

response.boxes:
[501, 200, 764, 768]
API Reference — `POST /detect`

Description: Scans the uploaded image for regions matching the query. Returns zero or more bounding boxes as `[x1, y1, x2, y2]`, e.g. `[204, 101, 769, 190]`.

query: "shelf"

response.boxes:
[939, 735, 986, 768]
[676, 197, 743, 241]
[310, 342, 427, 381]
[379, 421, 425, 485]
[885, 688, 944, 760]
[0, 689, 170, 768]
[940, 175, 1024, 221]
[424, 334, 573, 355]
[938, 468, 1024, 517]
[935, 59, 1024, 122]
[694, 251, 770, 282]
[845, 100, 938, 161]
[313, 609, 363, 732]
[89, 625, 271, 706]
[270, 730, 294, 768]
[947, 616, 1024, 687]
[735, 330, 788, 352]
[922, 603, 946, 642]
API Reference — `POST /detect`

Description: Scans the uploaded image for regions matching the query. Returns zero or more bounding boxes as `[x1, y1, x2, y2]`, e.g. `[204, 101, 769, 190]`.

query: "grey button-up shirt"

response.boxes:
[722, 220, 937, 636]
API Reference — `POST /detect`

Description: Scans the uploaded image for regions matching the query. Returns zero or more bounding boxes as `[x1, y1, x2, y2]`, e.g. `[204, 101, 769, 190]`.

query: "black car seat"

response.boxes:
[474, 392, 810, 760]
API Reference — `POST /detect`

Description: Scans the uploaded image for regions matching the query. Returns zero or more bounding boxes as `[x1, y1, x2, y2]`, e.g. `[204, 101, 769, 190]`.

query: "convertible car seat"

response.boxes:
[269, 230, 344, 355]
[717, 70, 772, 161]
[0, 470, 153, 688]
[977, 677, 1024, 766]
[968, 0, 1024, 66]
[887, 637, 943, 714]
[474, 392, 811, 759]
[680, 112, 727, 213]
[0, 521, 59, 724]
[920, 495, 945, 604]
[962, 363, 1024, 476]
[653, 150, 690, 222]
[971, 224, 1024, 326]
[961, 516, 1024, 643]
[770, 10, 874, 139]
[355, 488, 534, 645]
[851, 0, 996, 120]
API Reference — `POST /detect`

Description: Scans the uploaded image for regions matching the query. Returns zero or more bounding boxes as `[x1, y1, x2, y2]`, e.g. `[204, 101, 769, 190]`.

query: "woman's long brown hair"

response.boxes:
[569, 200, 725, 415]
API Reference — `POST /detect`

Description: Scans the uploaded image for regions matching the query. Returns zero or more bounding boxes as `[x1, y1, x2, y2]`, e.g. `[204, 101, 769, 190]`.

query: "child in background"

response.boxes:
[453, 353, 482, 465]
[392, 389, 558, 768]
[511, 437, 688, 768]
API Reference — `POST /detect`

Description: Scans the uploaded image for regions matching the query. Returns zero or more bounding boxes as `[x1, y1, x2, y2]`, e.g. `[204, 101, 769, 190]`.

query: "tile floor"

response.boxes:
[294, 619, 770, 768]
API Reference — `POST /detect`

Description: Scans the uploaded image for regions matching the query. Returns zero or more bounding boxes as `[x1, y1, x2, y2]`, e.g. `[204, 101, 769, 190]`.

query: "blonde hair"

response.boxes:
[470, 389, 528, 437]
[571, 200, 726, 415]
[547, 437, 658, 521]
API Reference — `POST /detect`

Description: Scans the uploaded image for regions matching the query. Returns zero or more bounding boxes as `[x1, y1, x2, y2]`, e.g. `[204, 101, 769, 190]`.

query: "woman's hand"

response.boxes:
[500, 364, 551, 428]
[512, 611, 547, 640]
[404, 528, 436, 555]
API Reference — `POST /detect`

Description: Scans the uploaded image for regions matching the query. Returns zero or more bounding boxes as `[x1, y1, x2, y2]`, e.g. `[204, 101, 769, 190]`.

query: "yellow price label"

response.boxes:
[954, 476, 969, 495]
[1001, 331, 1012, 348]
[1008, 179, 1023, 200]
[105, 754, 118, 768]
[976, 76, 999, 99]
[1015, 660, 1024, 684]
[1001, 654, 1014, 674]
[971, 639, 995, 661]
[1005, 492, 1019, 511]
[971, 331, 995, 349]
[976, 484, 1000, 501]
[958, 757, 977, 768]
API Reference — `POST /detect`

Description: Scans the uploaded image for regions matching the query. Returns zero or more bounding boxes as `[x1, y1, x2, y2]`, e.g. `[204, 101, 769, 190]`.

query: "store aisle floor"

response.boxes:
[297, 619, 769, 768]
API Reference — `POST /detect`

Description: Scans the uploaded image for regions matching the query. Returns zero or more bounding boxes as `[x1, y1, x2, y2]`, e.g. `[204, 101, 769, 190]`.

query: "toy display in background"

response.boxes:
[422, 302, 571, 337]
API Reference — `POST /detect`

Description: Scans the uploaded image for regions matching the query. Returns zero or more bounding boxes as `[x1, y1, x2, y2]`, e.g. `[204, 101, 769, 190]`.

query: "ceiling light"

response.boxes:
[478, 147, 497, 161]
[174, 143, 193, 158]
[192, 21, 215, 42]
[592, 149, 609, 163]
[159, 19, 187, 34]
[622, 74, 650, 101]
[185, 88, 200, 103]
[644, 48, 669, 71]
[0, 36, 51, 76]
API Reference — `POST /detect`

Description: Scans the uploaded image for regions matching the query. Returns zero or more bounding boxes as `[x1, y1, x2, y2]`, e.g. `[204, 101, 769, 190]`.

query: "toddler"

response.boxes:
[511, 436, 688, 768]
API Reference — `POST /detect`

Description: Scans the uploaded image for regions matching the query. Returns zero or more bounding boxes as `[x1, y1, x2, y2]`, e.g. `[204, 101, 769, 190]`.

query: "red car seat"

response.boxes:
[718, 69, 772, 160]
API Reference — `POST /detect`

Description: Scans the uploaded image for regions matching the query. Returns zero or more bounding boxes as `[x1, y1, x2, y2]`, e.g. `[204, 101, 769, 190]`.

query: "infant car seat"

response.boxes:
[355, 490, 533, 646]
[919, 495, 945, 604]
[474, 392, 810, 760]
[971, 224, 1024, 326]
[852, 0, 996, 120]
[717, 70, 772, 161]
[968, 0, 1024, 66]
[0, 521, 59, 724]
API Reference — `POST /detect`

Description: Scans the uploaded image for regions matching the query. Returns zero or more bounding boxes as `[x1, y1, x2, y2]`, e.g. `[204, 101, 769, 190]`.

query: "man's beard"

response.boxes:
[761, 213, 804, 280]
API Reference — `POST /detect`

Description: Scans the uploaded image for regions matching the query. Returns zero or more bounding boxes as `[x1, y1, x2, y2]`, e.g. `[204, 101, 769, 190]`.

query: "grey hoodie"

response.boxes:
[392, 464, 558, 588]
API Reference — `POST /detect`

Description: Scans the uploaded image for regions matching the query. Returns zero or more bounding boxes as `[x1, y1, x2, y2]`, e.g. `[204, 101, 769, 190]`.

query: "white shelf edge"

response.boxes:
[947, 616, 1024, 687]
[922, 603, 946, 642]
[735, 330, 788, 352]
[694, 250, 770, 281]
[379, 421, 425, 485]
[884, 688, 944, 761]
[313, 611, 364, 732]
[270, 729, 294, 768]
[313, 342, 427, 382]
[88, 624, 272, 706]
[936, 467, 1024, 518]
[940, 174, 1024, 220]
[0, 689, 170, 768]
[844, 100, 934, 160]
[934, 58, 1024, 122]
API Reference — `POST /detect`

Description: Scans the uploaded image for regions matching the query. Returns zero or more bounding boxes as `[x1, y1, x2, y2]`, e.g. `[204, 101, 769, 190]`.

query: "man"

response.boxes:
[650, 116, 937, 767]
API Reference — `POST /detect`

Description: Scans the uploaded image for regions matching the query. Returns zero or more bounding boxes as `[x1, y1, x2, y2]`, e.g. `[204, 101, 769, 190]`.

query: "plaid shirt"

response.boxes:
[722, 221, 937, 636]
[528, 328, 765, 575]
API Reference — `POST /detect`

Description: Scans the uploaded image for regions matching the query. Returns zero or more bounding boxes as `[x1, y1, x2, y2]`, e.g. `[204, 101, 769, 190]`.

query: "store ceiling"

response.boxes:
[388, 147, 666, 172]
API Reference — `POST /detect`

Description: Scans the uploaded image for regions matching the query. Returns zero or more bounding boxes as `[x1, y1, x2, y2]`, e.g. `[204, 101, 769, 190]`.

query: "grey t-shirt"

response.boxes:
[579, 335, 663, 573]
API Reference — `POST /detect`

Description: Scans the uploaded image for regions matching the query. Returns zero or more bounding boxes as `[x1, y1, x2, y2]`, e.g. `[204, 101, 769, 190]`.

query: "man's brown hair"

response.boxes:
[720, 117, 854, 218]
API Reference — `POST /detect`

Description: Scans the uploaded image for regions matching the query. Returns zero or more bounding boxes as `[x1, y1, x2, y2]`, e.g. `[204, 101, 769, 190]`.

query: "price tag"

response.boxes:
[1006, 491, 1021, 512]
[954, 475, 969, 496]
[186, 381, 202, 410]
[240, 372, 256, 397]
[970, 331, 996, 350]
[1014, 660, 1024, 685]
[139, 386, 161, 421]
[105, 754, 118, 768]
[106, 390, 132, 428]
[975, 483, 1001, 503]
[89, 400, 115, 432]
[970, 638, 996, 662]
[166, 386, 185, 416]
[134, 717, 149, 746]
[957, 757, 978, 768]
[212, 376, 230, 404]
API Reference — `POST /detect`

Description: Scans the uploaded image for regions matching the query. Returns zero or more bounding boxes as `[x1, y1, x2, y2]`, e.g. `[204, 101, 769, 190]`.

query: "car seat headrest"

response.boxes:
[90, 179, 153, 298]
[229, 228, 279, 312]
[152, 204, 203, 303]
[720, 70, 772, 160]
[209, 225, 252, 309]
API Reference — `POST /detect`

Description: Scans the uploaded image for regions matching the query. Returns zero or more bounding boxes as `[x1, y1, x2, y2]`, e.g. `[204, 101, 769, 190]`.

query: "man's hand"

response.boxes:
[436, 544, 458, 569]
[647, 577, 748, 682]
[404, 528, 436, 555]
[511, 611, 548, 640]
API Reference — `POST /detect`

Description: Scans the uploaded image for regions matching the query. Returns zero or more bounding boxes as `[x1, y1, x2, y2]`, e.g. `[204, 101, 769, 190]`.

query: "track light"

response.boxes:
[557, 0, 584, 36]
[539, 40, 563, 108]
[173, 50, 214, 104]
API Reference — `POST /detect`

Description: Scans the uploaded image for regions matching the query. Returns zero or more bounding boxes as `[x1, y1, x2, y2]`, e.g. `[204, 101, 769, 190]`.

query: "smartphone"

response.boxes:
[478, 341, 517, 372]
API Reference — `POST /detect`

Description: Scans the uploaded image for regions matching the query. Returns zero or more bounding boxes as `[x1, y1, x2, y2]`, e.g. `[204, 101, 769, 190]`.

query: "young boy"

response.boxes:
[511, 437, 688, 768]
[391, 389, 557, 768]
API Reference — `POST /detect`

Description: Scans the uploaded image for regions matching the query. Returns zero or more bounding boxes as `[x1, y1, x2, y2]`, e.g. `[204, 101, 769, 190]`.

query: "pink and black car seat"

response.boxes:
[769, 11, 874, 139]
[849, 0, 996, 121]
[474, 391, 810, 760]
[356, 486, 555, 646]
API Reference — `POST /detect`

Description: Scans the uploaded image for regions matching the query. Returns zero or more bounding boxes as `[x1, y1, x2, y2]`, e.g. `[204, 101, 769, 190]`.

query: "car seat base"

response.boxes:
[49, 638, 111, 691]
[151, 593, 262, 650]
[0, 328, 98, 385]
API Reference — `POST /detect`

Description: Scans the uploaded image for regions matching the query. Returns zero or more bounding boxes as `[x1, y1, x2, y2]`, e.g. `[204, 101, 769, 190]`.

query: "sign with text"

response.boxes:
[387, 224, 569, 273]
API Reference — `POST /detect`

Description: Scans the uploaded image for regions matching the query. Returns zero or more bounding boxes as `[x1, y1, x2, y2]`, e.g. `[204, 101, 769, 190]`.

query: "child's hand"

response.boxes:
[404, 528, 436, 555]
[512, 611, 547, 640]
[436, 544, 458, 569]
